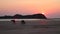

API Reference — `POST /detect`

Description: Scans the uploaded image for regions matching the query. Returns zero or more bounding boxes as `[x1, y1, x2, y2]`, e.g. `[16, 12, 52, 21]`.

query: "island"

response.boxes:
[0, 14, 47, 19]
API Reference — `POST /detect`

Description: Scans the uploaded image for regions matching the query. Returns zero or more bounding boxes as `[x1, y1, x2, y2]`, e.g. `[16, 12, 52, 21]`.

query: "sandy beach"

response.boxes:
[0, 19, 60, 34]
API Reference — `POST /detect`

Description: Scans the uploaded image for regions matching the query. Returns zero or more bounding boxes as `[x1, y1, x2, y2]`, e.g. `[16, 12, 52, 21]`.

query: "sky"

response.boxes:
[0, 0, 60, 18]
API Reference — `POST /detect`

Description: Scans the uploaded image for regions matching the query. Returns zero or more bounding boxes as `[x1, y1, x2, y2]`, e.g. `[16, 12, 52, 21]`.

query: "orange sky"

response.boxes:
[0, 0, 60, 18]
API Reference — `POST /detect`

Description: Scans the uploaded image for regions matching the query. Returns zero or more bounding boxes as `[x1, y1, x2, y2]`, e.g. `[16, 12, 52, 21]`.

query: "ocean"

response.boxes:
[0, 19, 60, 34]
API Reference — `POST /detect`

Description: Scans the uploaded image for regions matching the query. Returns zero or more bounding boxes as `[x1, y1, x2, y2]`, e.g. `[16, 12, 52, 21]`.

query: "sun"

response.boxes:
[42, 13, 44, 14]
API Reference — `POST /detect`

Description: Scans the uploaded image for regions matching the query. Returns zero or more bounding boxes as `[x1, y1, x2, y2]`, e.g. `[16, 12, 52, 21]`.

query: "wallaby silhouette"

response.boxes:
[11, 20, 16, 24]
[21, 20, 25, 24]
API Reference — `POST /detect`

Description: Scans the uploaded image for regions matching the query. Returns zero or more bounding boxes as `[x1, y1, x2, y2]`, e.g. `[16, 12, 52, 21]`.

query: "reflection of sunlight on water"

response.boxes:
[39, 20, 48, 33]
[40, 20, 47, 25]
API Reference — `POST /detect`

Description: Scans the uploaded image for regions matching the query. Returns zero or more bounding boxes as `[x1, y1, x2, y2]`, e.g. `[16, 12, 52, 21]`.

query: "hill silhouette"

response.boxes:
[0, 14, 47, 19]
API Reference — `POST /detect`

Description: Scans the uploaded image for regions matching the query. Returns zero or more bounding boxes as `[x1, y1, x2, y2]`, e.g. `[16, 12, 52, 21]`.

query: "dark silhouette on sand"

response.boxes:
[0, 14, 47, 19]
[11, 20, 16, 24]
[21, 20, 25, 24]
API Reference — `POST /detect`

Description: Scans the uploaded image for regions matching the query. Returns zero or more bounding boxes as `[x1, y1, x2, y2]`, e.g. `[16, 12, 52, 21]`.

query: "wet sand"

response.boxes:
[0, 19, 60, 34]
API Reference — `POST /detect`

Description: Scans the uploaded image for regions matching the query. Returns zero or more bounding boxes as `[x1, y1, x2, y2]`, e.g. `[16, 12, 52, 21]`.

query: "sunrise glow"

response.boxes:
[0, 0, 59, 18]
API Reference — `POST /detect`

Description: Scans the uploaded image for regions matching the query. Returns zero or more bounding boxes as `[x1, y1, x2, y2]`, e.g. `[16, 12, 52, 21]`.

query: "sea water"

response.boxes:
[0, 19, 60, 34]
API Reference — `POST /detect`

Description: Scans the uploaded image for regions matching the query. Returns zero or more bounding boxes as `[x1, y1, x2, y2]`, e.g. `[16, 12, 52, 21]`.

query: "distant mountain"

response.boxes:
[0, 14, 47, 19]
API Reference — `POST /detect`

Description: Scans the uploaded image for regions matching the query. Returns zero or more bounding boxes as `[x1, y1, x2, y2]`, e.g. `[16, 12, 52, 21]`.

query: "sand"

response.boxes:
[0, 19, 60, 34]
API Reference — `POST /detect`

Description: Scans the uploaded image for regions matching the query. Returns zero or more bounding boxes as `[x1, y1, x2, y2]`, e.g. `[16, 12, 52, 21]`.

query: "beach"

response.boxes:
[0, 19, 60, 34]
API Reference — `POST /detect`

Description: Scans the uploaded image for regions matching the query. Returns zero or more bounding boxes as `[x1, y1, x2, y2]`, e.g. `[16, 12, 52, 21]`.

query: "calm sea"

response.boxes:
[0, 18, 60, 34]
